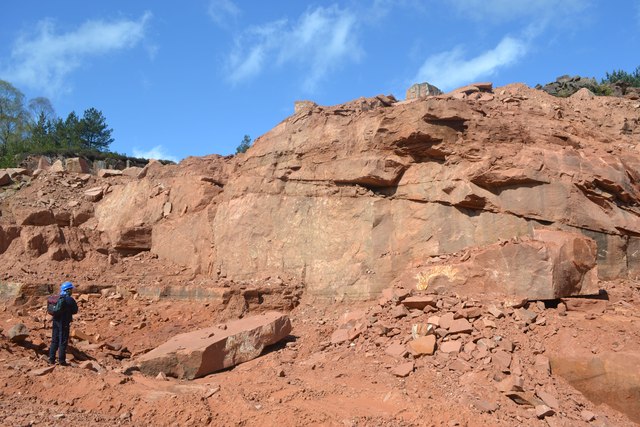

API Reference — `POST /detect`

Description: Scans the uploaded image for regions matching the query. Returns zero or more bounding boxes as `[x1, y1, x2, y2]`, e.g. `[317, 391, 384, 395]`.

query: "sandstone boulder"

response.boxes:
[294, 100, 318, 114]
[0, 226, 20, 254]
[84, 187, 104, 202]
[415, 229, 598, 300]
[66, 157, 90, 174]
[137, 311, 292, 379]
[7, 323, 29, 342]
[12, 207, 56, 226]
[122, 167, 143, 178]
[406, 82, 442, 99]
[0, 172, 11, 186]
[37, 156, 51, 170]
[50, 160, 65, 173]
[98, 169, 123, 178]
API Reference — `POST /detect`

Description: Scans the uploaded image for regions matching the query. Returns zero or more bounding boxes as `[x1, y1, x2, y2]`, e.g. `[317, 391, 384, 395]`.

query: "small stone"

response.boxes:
[448, 359, 472, 372]
[496, 375, 524, 393]
[457, 307, 483, 319]
[439, 312, 455, 330]
[330, 329, 349, 345]
[504, 298, 528, 309]
[476, 338, 497, 351]
[481, 318, 497, 328]
[435, 328, 448, 338]
[498, 338, 514, 353]
[79, 361, 102, 372]
[557, 302, 567, 316]
[472, 399, 499, 413]
[448, 318, 473, 334]
[391, 361, 414, 377]
[534, 355, 551, 375]
[156, 372, 168, 381]
[580, 410, 596, 422]
[505, 391, 542, 407]
[536, 390, 559, 410]
[408, 335, 436, 356]
[401, 295, 437, 310]
[440, 340, 462, 353]
[487, 305, 505, 318]
[463, 342, 477, 354]
[205, 387, 220, 398]
[427, 315, 440, 327]
[390, 304, 409, 319]
[515, 308, 537, 325]
[84, 187, 104, 202]
[30, 366, 55, 376]
[493, 350, 512, 372]
[535, 404, 555, 419]
[385, 342, 408, 358]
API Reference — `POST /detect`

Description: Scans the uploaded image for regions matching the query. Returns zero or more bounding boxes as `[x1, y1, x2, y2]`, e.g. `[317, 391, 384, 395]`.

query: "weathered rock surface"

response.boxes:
[137, 311, 292, 379]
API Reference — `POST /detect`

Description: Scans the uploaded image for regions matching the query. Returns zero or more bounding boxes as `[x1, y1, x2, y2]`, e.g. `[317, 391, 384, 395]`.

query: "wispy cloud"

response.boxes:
[445, 0, 590, 24]
[226, 5, 361, 91]
[208, 0, 241, 29]
[1, 12, 152, 96]
[412, 35, 527, 91]
[132, 145, 179, 163]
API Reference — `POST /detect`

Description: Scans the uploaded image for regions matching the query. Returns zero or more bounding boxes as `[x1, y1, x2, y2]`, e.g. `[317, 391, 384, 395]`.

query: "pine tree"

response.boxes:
[236, 134, 252, 154]
[78, 108, 113, 151]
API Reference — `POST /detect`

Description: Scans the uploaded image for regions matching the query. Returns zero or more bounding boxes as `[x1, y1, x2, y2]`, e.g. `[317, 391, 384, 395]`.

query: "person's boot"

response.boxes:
[48, 358, 55, 365]
[58, 360, 68, 366]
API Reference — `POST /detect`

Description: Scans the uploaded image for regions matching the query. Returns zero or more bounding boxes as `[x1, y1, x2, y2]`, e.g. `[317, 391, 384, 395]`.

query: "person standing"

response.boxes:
[48, 281, 78, 366]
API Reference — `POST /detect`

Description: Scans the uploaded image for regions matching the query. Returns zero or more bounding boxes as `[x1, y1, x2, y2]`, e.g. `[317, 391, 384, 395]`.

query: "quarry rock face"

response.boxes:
[2, 83, 640, 300]
[137, 311, 292, 379]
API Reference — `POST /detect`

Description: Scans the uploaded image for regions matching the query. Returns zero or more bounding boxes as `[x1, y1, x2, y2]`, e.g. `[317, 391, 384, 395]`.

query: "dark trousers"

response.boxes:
[49, 320, 70, 363]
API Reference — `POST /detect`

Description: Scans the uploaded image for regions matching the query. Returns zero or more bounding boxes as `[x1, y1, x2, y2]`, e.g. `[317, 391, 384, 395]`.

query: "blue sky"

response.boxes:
[1, 1, 639, 161]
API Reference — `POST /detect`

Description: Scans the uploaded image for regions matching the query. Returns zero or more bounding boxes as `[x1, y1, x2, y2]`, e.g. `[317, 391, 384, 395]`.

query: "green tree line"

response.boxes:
[0, 79, 114, 167]
[601, 65, 640, 87]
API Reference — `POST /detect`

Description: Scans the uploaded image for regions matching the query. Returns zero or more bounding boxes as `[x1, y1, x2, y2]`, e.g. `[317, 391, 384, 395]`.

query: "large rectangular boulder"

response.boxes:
[137, 311, 292, 379]
[0, 171, 11, 186]
[416, 229, 598, 300]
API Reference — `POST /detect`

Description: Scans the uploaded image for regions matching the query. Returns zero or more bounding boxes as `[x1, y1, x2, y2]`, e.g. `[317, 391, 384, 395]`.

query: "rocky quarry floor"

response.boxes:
[1, 279, 639, 426]
[1, 81, 640, 426]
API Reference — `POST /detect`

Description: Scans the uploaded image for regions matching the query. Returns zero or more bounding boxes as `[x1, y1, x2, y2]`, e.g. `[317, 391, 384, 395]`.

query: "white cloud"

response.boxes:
[132, 145, 179, 163]
[445, 0, 590, 23]
[1, 12, 151, 96]
[226, 5, 361, 91]
[412, 35, 527, 91]
[208, 0, 241, 28]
